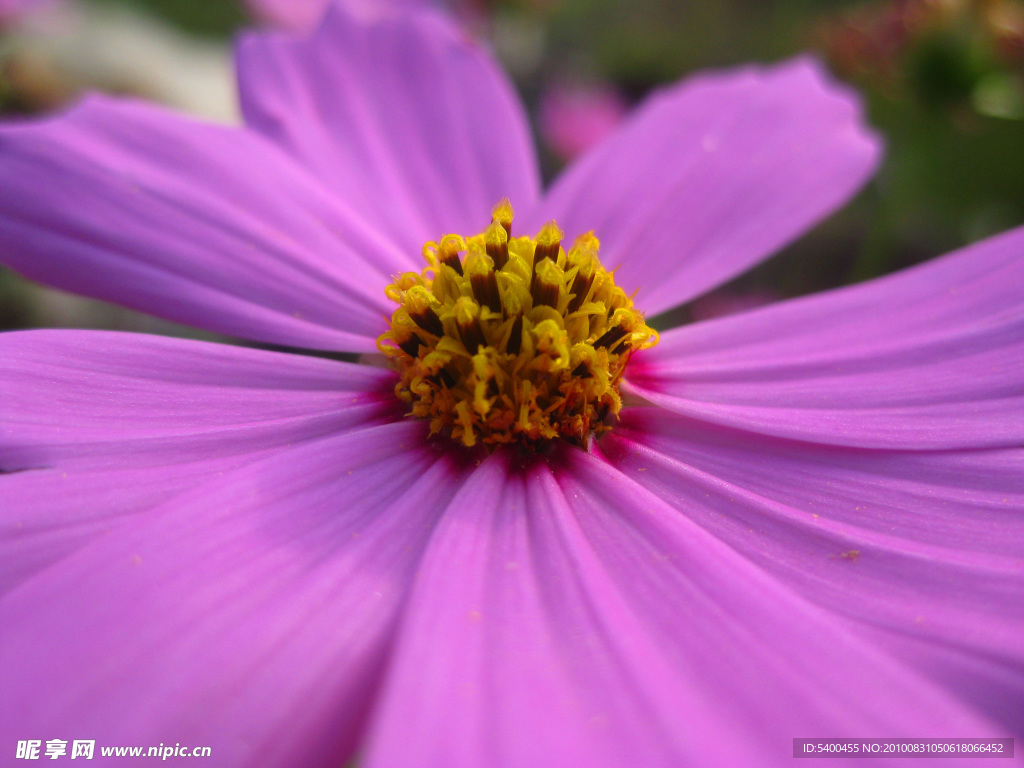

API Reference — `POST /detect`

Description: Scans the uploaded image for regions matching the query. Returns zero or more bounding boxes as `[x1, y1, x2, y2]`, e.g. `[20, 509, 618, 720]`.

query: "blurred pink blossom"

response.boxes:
[245, 0, 475, 31]
[539, 81, 629, 161]
[0, 0, 53, 25]
[244, 0, 329, 31]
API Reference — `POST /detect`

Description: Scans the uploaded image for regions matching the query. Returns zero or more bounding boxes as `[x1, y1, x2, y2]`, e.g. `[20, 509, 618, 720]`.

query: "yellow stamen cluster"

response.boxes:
[378, 199, 658, 449]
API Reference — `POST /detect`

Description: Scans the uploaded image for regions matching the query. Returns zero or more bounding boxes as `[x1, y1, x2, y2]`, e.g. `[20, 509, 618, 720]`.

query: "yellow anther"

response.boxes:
[437, 234, 466, 275]
[491, 198, 514, 237]
[382, 312, 424, 358]
[571, 231, 600, 254]
[405, 286, 443, 337]
[484, 221, 510, 270]
[463, 249, 493, 276]
[534, 221, 564, 264]
[531, 258, 564, 310]
[464, 251, 502, 314]
[453, 296, 486, 354]
[532, 318, 571, 371]
[453, 295, 479, 326]
[385, 272, 424, 303]
[567, 250, 598, 313]
[378, 200, 657, 450]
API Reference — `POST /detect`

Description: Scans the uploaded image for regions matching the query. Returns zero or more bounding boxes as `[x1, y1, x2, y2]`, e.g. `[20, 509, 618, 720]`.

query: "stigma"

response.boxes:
[378, 199, 658, 450]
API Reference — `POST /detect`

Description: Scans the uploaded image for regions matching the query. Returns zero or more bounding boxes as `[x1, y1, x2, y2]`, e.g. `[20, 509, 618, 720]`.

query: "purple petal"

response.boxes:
[0, 420, 468, 768]
[360, 448, 997, 768]
[237, 3, 541, 255]
[627, 225, 1024, 449]
[525, 57, 880, 316]
[0, 329, 399, 593]
[0, 96, 411, 351]
[602, 407, 1024, 735]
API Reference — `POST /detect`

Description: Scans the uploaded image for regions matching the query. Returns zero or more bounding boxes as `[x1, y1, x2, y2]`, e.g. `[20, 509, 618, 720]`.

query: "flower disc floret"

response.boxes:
[379, 200, 658, 449]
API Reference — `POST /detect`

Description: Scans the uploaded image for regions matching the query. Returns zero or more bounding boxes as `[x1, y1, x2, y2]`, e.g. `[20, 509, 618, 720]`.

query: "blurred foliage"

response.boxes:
[527, 0, 1024, 305]
[86, 0, 246, 37]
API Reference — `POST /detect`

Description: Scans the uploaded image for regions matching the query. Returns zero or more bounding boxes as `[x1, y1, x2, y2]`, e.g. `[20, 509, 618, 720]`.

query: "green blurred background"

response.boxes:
[1, 0, 1022, 335]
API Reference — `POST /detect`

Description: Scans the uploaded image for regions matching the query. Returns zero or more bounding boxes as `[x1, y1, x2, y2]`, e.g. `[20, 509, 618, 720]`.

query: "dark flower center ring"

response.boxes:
[378, 199, 658, 449]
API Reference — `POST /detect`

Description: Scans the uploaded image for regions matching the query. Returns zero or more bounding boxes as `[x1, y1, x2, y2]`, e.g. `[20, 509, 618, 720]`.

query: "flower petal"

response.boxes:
[236, 3, 541, 256]
[526, 57, 880, 316]
[0, 420, 467, 768]
[0, 96, 410, 351]
[602, 408, 1024, 735]
[361, 448, 997, 768]
[627, 225, 1024, 449]
[0, 329, 399, 594]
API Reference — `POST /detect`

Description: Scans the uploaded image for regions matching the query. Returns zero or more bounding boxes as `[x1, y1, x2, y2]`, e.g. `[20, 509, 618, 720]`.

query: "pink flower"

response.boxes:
[0, 0, 52, 24]
[1, 4, 1022, 767]
[245, 0, 456, 32]
[244, 0, 330, 31]
[539, 81, 629, 161]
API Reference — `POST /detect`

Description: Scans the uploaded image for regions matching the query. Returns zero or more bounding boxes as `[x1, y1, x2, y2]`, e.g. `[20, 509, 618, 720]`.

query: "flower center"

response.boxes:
[378, 199, 658, 450]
